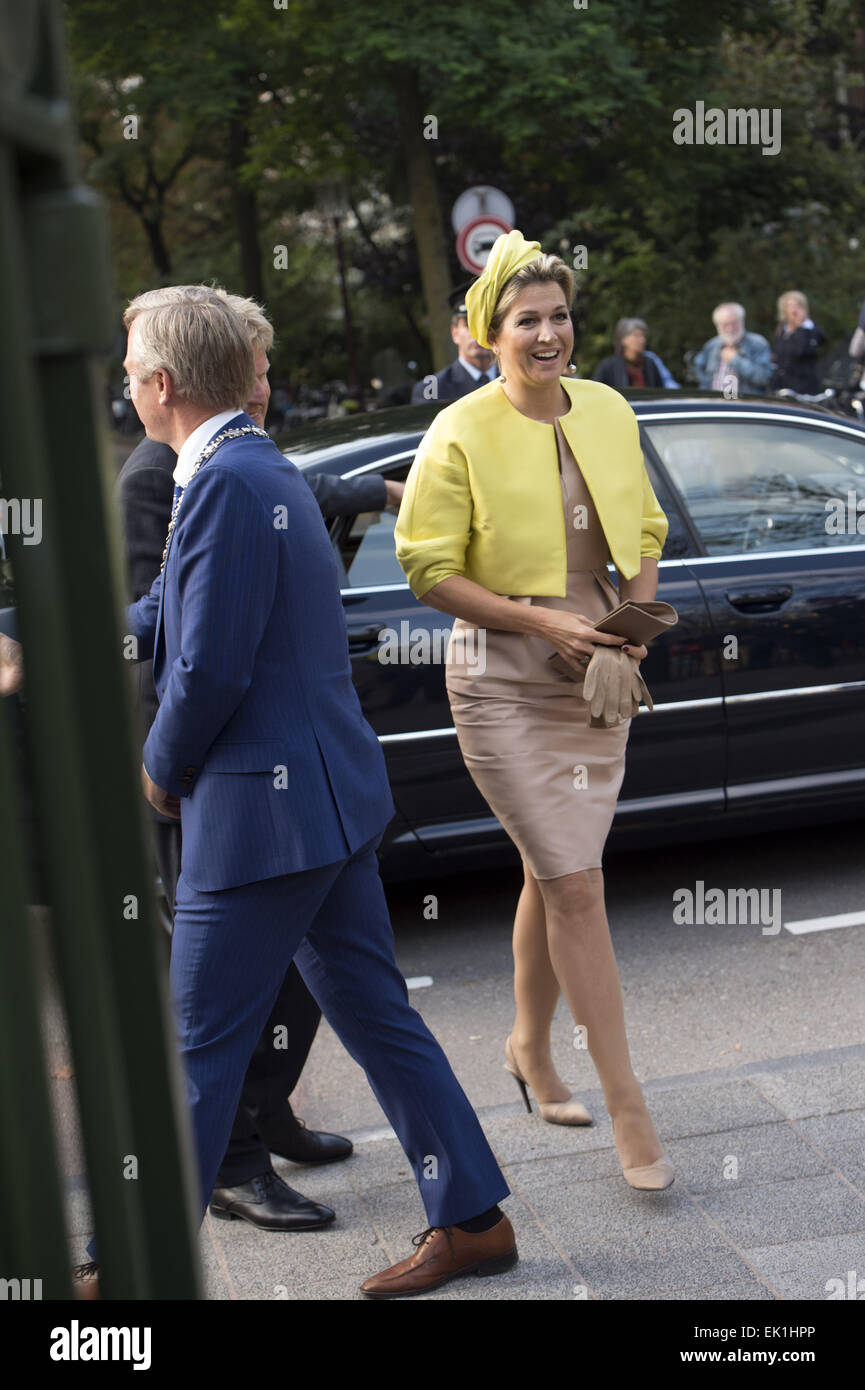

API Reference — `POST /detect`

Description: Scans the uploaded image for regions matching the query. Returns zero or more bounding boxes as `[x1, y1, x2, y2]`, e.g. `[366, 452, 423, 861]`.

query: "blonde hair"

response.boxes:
[487, 254, 575, 343]
[123, 285, 255, 410]
[777, 289, 808, 322]
[215, 290, 274, 353]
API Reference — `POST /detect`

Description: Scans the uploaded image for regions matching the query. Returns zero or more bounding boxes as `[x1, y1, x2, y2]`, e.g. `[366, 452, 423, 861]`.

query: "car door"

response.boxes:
[613, 430, 726, 842]
[330, 455, 494, 851]
[642, 410, 865, 814]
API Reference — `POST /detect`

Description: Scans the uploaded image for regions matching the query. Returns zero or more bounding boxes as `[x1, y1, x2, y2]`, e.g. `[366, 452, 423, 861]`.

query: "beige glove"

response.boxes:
[582, 645, 653, 728]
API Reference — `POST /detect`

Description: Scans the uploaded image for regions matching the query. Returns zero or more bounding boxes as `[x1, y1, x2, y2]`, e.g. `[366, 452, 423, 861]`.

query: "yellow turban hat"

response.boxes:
[465, 230, 543, 349]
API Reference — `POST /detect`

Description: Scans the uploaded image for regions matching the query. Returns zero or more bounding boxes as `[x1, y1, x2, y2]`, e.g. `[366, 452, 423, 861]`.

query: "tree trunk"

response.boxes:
[332, 214, 361, 400]
[393, 70, 453, 371]
[349, 195, 430, 352]
[228, 112, 263, 300]
[141, 214, 172, 277]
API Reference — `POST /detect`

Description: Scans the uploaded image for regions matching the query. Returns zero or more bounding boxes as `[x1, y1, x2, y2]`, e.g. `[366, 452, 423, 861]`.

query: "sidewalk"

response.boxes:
[194, 1042, 865, 1301]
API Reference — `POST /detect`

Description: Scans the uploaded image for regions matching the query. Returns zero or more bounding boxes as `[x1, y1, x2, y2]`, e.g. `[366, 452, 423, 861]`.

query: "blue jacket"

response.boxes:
[127, 414, 394, 891]
[693, 332, 773, 393]
[644, 351, 680, 389]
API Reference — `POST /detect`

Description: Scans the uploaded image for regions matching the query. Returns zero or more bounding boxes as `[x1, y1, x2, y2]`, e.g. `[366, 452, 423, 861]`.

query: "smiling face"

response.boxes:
[489, 282, 573, 389]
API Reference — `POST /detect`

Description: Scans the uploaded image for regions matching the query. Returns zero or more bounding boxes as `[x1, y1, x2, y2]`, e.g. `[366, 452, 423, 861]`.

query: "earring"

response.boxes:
[495, 354, 506, 384]
[567, 362, 579, 376]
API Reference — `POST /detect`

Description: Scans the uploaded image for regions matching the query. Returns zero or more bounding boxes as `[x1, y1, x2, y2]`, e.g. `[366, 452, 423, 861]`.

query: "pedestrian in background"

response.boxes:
[771, 290, 825, 395]
[693, 302, 773, 395]
[847, 297, 865, 390]
[593, 317, 679, 392]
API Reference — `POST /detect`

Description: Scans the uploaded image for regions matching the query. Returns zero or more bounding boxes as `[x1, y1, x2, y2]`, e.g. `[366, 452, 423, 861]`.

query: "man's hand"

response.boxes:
[385, 479, 406, 507]
[0, 634, 24, 696]
[141, 764, 181, 819]
[720, 345, 738, 363]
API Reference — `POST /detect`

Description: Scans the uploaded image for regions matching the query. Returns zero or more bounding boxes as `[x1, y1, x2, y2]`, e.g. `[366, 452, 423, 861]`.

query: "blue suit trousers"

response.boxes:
[170, 833, 509, 1227]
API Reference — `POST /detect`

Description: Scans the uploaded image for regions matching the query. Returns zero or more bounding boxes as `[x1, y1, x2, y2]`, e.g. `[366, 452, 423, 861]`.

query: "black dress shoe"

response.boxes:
[261, 1115, 354, 1166]
[209, 1172, 335, 1231]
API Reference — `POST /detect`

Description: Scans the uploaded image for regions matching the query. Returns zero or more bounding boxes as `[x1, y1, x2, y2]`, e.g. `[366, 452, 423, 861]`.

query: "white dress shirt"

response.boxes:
[173, 409, 244, 488]
[458, 357, 498, 383]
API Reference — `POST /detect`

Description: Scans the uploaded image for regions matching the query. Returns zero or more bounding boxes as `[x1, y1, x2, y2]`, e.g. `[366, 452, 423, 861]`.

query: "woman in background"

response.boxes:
[771, 291, 825, 395]
[594, 317, 679, 392]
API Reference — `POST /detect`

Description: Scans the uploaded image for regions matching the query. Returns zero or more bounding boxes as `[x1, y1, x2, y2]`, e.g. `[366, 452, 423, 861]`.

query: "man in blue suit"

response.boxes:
[122, 285, 515, 1298]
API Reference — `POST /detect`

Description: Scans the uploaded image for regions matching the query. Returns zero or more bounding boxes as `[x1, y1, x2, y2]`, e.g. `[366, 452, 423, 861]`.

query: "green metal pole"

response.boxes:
[0, 146, 147, 1302]
[0, 0, 201, 1299]
[0, 698, 72, 1301]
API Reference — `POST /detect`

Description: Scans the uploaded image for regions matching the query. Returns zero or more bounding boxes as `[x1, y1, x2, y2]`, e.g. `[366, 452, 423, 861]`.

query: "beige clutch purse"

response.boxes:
[592, 600, 678, 644]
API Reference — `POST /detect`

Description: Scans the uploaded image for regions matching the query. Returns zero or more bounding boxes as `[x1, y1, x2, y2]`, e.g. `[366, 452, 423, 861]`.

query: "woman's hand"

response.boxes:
[531, 607, 625, 675]
[532, 609, 648, 675]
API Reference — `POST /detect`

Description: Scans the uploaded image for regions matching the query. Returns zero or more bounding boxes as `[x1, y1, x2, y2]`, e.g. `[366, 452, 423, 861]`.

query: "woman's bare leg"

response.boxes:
[509, 861, 570, 1103]
[537, 866, 663, 1170]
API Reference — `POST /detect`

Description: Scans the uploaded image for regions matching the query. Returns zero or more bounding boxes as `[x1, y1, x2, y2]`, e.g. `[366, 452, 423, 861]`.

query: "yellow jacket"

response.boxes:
[395, 377, 668, 599]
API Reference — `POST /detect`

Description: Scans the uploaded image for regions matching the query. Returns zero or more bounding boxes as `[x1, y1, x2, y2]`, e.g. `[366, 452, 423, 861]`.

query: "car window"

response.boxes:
[644, 420, 865, 555]
[639, 447, 695, 560]
[337, 463, 411, 587]
[340, 509, 407, 587]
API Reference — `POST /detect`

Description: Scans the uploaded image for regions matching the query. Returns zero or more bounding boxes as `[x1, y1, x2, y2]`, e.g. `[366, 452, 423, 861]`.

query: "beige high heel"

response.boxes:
[612, 1115, 675, 1190]
[504, 1037, 592, 1126]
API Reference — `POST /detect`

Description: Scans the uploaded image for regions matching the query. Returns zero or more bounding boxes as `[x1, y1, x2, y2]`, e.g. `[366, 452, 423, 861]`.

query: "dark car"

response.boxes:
[281, 391, 865, 880]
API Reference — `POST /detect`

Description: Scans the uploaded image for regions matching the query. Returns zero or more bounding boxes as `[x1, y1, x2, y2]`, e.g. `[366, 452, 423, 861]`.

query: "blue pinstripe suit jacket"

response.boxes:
[127, 415, 394, 891]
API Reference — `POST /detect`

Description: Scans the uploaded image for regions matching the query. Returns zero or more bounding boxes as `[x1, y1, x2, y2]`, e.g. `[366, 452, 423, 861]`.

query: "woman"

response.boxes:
[771, 291, 825, 395]
[395, 231, 674, 1190]
[593, 317, 677, 391]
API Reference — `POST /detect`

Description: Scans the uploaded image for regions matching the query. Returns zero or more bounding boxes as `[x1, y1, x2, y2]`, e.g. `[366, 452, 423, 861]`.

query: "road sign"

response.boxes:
[451, 186, 515, 234]
[456, 215, 512, 274]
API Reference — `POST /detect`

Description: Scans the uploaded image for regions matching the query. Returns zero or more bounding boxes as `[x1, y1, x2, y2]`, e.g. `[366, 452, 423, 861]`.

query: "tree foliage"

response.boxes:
[65, 0, 865, 389]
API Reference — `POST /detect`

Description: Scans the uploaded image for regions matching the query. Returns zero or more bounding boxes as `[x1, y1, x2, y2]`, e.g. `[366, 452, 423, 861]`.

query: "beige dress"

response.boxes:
[445, 419, 630, 879]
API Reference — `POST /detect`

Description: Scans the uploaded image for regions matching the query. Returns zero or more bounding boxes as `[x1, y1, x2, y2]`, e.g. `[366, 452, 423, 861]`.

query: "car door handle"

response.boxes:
[724, 586, 792, 613]
[348, 625, 384, 651]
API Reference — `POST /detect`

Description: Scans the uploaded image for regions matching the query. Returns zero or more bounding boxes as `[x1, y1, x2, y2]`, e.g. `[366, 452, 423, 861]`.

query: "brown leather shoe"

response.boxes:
[360, 1215, 517, 1299]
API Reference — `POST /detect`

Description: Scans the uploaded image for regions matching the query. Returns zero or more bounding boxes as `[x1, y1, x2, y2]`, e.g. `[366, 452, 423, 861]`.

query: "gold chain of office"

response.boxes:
[160, 425, 270, 572]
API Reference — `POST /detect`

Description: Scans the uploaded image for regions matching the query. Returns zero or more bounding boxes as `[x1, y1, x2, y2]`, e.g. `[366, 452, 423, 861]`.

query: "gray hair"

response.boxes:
[614, 317, 648, 351]
[123, 285, 255, 410]
[712, 301, 746, 330]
